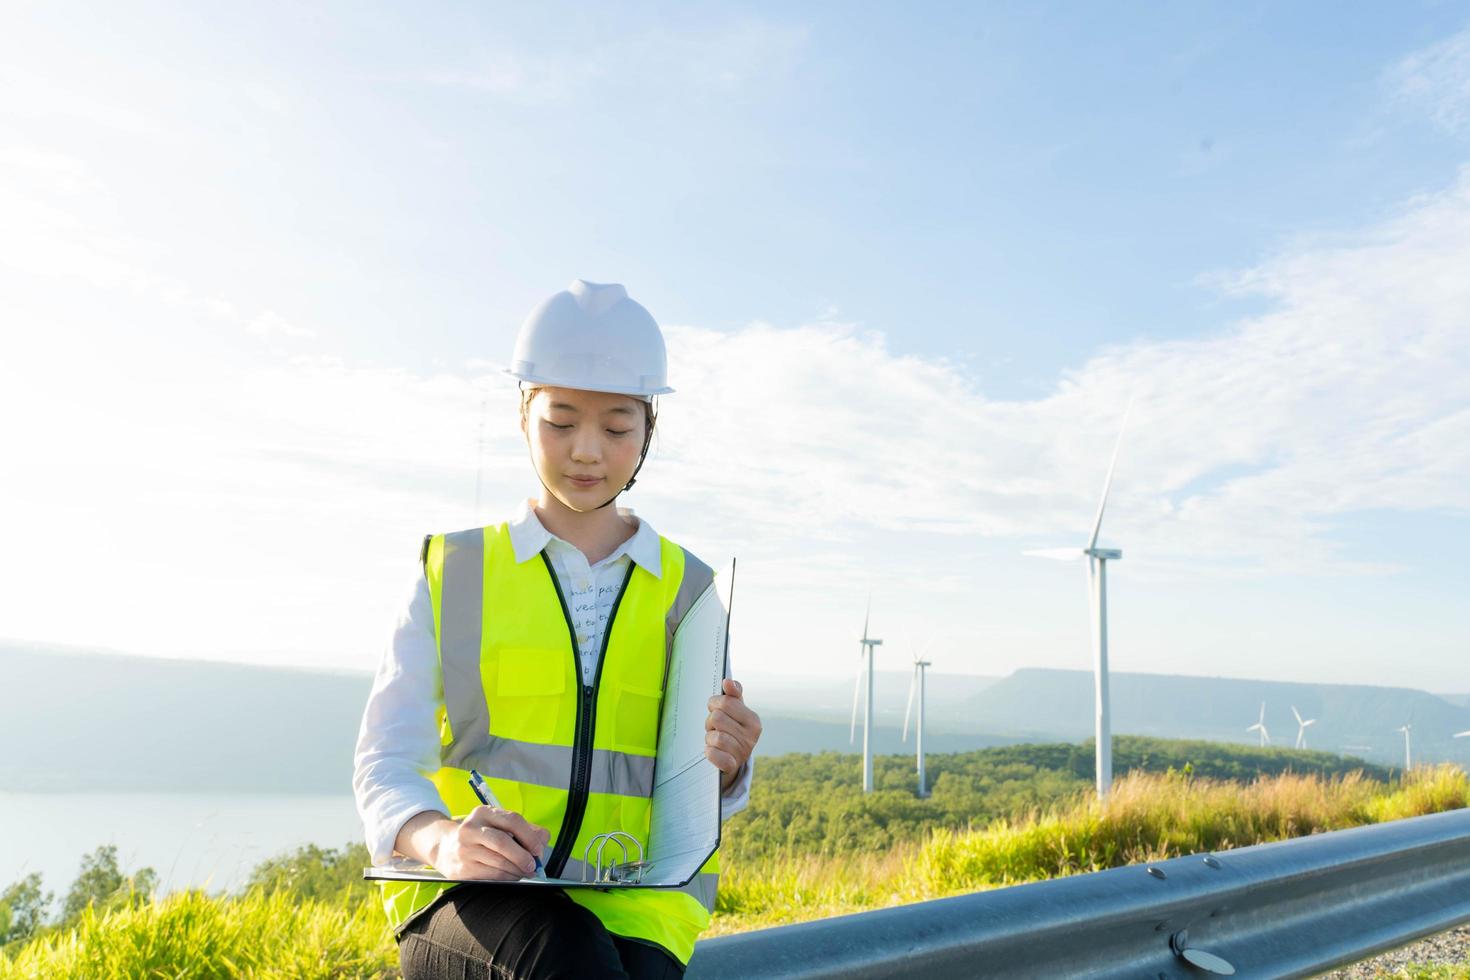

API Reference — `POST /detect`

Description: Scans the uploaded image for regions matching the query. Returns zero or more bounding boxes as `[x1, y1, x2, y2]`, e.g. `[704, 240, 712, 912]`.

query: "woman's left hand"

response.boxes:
[705, 678, 761, 792]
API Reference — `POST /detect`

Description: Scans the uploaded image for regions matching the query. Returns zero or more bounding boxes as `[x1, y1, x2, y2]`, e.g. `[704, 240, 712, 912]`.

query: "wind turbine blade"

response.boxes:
[1455, 730, 1470, 738]
[1292, 705, 1303, 725]
[1258, 702, 1266, 726]
[849, 660, 863, 743]
[902, 667, 917, 743]
[1024, 548, 1084, 561]
[1086, 397, 1134, 551]
[862, 594, 872, 643]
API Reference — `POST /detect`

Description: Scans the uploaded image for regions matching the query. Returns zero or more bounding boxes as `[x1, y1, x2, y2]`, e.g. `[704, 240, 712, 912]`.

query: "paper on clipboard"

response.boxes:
[640, 556, 733, 884]
[364, 558, 735, 890]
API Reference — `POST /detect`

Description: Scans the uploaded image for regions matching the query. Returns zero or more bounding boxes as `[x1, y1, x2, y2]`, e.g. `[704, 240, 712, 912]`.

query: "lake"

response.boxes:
[0, 791, 363, 897]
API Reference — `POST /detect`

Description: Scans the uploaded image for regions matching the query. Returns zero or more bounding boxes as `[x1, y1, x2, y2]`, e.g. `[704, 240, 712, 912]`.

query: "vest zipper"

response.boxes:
[541, 554, 637, 879]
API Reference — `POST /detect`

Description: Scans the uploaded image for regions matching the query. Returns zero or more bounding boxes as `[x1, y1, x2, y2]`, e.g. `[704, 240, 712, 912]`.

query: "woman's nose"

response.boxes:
[570, 431, 602, 463]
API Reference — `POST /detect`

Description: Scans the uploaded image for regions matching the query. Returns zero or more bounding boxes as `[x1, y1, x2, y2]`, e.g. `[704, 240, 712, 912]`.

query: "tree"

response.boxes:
[0, 872, 53, 944]
[62, 846, 124, 923]
[60, 845, 156, 926]
[243, 842, 372, 902]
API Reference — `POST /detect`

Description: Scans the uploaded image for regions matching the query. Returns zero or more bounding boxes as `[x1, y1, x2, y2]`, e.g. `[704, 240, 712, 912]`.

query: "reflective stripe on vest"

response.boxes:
[376, 523, 721, 964]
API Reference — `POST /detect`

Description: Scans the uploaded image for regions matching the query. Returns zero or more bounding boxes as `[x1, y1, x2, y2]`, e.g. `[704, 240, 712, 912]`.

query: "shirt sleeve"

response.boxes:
[352, 567, 450, 865]
[718, 639, 754, 821]
[720, 758, 752, 820]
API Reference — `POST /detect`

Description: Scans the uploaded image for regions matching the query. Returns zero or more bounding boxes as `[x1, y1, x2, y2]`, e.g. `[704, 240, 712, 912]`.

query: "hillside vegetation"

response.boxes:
[1, 741, 1462, 978]
[723, 735, 1391, 863]
[713, 762, 1466, 934]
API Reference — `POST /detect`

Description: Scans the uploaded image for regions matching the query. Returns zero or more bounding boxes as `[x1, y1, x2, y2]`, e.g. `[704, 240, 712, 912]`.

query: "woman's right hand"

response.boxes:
[431, 806, 551, 880]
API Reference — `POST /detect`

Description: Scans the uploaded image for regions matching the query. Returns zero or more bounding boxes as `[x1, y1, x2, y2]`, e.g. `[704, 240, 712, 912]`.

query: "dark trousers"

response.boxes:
[398, 885, 686, 980]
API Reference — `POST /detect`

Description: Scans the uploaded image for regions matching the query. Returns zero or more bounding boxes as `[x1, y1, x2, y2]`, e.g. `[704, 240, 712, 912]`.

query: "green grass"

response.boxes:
[0, 886, 394, 979]
[709, 764, 1469, 935]
[2, 761, 1465, 976]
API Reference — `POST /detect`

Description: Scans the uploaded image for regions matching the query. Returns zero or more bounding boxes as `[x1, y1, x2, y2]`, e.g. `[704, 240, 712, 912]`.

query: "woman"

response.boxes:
[353, 280, 762, 979]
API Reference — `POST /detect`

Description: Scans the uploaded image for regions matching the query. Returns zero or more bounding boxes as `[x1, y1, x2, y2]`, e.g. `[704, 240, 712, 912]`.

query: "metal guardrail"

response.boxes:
[687, 807, 1470, 979]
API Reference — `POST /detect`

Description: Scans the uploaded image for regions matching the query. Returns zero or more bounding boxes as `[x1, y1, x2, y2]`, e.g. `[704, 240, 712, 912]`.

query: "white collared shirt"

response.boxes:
[352, 501, 753, 865]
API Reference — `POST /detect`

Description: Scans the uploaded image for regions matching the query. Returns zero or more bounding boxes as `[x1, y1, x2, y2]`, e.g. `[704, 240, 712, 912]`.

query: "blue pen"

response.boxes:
[469, 768, 545, 876]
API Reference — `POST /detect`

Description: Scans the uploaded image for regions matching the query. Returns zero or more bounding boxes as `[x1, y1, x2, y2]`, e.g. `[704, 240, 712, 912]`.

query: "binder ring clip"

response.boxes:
[583, 831, 647, 884]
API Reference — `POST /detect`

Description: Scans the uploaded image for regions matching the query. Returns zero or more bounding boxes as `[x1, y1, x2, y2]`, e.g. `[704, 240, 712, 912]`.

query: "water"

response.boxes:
[0, 791, 363, 897]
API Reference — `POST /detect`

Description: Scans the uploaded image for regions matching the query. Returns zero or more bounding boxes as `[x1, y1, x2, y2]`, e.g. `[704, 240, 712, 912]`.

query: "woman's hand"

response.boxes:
[705, 678, 761, 792]
[430, 806, 551, 880]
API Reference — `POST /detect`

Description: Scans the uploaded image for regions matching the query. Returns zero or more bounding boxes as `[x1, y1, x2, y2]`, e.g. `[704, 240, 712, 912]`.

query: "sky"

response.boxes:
[2, 2, 1468, 693]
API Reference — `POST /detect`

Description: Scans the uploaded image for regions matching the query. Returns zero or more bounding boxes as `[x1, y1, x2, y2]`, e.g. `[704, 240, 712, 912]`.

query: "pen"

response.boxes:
[469, 768, 545, 877]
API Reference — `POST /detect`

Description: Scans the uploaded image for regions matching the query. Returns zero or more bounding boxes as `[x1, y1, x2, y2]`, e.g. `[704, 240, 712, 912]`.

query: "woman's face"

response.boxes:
[524, 386, 648, 512]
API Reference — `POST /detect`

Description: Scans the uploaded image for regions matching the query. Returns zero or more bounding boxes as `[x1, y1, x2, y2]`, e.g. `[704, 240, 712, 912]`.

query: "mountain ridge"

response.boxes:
[3, 642, 1465, 793]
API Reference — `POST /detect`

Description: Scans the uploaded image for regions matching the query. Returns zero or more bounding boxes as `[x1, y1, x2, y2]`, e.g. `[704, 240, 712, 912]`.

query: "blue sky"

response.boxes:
[2, 2, 1467, 692]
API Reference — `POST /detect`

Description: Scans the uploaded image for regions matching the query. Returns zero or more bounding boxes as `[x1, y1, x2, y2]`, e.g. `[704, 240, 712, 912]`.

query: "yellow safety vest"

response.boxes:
[376, 522, 721, 965]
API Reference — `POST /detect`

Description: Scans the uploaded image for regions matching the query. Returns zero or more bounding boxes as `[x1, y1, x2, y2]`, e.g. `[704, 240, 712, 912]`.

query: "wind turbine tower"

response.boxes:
[849, 602, 883, 793]
[903, 648, 933, 798]
[1247, 702, 1271, 747]
[1025, 401, 1131, 801]
[1292, 705, 1317, 750]
[1397, 722, 1413, 771]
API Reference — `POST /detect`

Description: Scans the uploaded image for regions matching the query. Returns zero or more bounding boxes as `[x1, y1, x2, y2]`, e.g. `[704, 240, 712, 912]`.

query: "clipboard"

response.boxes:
[364, 558, 736, 891]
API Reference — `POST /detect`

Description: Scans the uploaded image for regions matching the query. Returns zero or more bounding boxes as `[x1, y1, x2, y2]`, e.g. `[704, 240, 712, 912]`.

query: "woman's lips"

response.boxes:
[568, 475, 603, 488]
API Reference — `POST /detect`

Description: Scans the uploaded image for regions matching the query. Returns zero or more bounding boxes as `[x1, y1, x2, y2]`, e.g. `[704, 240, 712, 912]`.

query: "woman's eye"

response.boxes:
[544, 421, 573, 431]
[606, 429, 633, 437]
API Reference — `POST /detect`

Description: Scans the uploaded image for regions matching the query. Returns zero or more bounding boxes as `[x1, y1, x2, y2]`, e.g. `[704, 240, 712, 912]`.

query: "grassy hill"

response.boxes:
[722, 735, 1392, 863]
[2, 749, 1463, 977]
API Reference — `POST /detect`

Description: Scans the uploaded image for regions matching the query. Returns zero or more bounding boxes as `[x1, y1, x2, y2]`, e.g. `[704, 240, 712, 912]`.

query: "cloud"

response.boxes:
[1388, 24, 1470, 136]
[0, 146, 101, 195]
[641, 167, 1470, 580]
[246, 311, 316, 340]
[2, 20, 1468, 681]
[4, 158, 1468, 673]
[420, 16, 807, 103]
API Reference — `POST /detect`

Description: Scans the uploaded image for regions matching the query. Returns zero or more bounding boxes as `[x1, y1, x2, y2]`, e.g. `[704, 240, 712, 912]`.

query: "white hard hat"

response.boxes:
[505, 280, 674, 397]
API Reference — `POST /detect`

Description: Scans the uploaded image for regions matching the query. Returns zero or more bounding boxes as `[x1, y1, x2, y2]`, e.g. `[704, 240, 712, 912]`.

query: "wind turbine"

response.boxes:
[1025, 400, 1132, 801]
[902, 645, 933, 799]
[849, 600, 882, 793]
[1291, 705, 1317, 750]
[1247, 702, 1271, 747]
[1396, 722, 1413, 771]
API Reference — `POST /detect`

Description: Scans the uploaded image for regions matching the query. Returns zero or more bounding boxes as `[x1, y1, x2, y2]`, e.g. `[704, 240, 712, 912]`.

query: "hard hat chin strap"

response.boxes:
[593, 411, 658, 511]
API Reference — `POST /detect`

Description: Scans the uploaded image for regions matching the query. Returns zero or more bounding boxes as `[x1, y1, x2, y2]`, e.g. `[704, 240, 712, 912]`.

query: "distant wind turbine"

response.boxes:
[1247, 702, 1271, 747]
[849, 600, 883, 794]
[1291, 705, 1317, 750]
[1396, 722, 1413, 770]
[1025, 399, 1132, 801]
[902, 645, 933, 799]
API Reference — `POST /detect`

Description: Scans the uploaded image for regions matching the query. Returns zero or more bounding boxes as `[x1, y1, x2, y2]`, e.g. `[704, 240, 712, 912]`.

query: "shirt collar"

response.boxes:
[506, 499, 663, 579]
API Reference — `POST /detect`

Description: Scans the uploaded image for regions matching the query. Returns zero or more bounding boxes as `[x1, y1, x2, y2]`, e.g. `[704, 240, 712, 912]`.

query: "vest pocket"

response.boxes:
[493, 651, 568, 744]
[612, 682, 664, 755]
